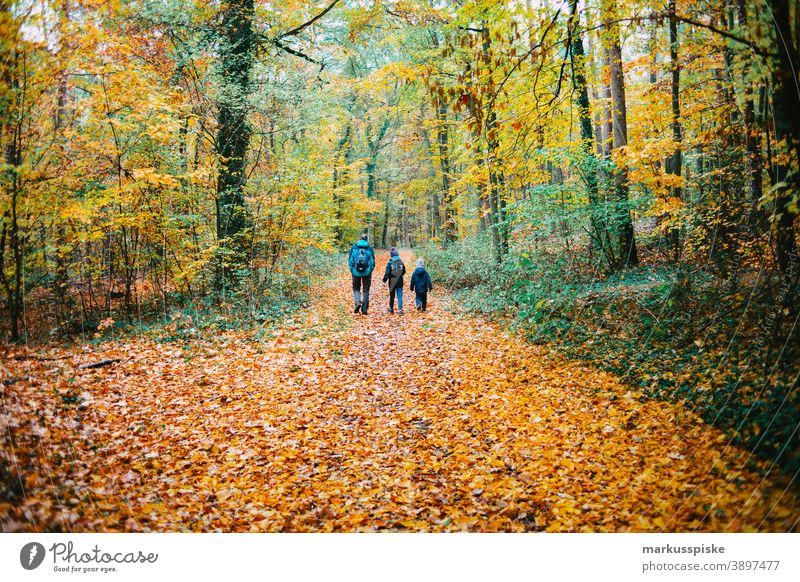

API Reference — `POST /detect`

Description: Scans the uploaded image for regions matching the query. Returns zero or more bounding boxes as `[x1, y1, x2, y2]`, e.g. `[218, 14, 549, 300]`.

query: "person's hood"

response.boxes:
[390, 255, 402, 262]
[412, 267, 427, 275]
[355, 239, 370, 248]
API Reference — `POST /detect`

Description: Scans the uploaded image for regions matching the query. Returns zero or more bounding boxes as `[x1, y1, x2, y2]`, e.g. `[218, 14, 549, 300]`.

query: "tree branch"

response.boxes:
[272, 39, 323, 68]
[458, 26, 487, 34]
[279, 0, 342, 39]
[672, 13, 777, 58]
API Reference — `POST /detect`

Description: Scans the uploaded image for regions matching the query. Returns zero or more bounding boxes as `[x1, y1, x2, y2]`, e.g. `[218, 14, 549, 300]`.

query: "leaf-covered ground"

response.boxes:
[1, 251, 798, 532]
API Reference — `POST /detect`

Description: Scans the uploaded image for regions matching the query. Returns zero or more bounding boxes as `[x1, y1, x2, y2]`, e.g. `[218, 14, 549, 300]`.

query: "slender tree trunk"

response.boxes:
[381, 189, 390, 248]
[332, 125, 351, 248]
[419, 115, 439, 240]
[603, 0, 638, 268]
[425, 134, 441, 241]
[52, 0, 71, 323]
[648, 10, 659, 85]
[482, 25, 507, 260]
[365, 118, 390, 244]
[9, 162, 21, 342]
[2, 36, 23, 341]
[568, 0, 609, 266]
[401, 188, 410, 246]
[486, 143, 503, 263]
[436, 96, 455, 243]
[365, 157, 377, 242]
[472, 126, 490, 235]
[598, 38, 613, 260]
[585, 33, 604, 157]
[664, 0, 682, 258]
[600, 70, 612, 161]
[735, 0, 765, 230]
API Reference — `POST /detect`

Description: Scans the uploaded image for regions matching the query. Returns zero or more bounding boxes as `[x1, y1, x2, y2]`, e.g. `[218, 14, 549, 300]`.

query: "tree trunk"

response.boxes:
[734, 0, 765, 230]
[585, 32, 604, 157]
[767, 0, 799, 279]
[215, 0, 254, 290]
[482, 25, 507, 261]
[472, 126, 490, 235]
[604, 0, 638, 268]
[664, 0, 682, 258]
[423, 126, 441, 240]
[568, 0, 610, 267]
[381, 189, 390, 248]
[436, 96, 455, 243]
[1, 32, 23, 341]
[365, 117, 390, 244]
[52, 0, 71, 323]
[332, 124, 351, 248]
[365, 157, 377, 242]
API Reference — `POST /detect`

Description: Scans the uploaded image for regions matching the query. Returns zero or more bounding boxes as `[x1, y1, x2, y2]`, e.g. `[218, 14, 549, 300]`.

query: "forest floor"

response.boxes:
[1, 250, 798, 532]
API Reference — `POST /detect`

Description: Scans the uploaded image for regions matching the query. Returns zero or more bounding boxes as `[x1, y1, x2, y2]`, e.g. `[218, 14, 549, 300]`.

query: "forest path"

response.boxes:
[1, 250, 797, 532]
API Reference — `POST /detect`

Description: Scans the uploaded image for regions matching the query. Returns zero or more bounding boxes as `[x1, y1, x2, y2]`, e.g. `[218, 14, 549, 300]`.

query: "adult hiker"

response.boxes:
[348, 234, 375, 315]
[382, 247, 406, 315]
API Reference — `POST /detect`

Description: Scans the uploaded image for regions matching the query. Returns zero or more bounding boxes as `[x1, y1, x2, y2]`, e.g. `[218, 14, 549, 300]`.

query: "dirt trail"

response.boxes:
[1, 250, 797, 532]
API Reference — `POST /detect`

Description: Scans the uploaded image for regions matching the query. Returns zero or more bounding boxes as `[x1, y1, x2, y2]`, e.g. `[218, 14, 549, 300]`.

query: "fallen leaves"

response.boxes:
[1, 251, 798, 532]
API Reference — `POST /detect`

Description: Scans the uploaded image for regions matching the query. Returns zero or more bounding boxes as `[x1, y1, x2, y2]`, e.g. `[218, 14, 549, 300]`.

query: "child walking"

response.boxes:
[383, 247, 406, 315]
[410, 257, 433, 312]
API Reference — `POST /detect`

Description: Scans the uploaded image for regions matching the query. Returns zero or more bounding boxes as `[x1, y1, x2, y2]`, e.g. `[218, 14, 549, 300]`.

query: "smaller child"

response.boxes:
[410, 257, 433, 312]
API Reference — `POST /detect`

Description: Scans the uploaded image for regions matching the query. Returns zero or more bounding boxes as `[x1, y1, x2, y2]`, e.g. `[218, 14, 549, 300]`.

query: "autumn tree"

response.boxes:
[601, 0, 638, 268]
[215, 0, 255, 291]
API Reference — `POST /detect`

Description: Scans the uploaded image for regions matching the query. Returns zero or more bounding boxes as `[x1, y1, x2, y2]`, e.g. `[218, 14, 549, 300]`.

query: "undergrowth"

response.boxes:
[424, 236, 800, 476]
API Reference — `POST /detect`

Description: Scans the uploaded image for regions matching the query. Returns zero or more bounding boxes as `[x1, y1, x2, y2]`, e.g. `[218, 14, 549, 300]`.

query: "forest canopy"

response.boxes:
[1, 0, 798, 336]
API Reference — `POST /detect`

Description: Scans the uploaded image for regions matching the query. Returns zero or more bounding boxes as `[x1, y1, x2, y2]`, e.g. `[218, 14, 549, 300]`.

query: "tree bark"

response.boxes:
[215, 0, 255, 290]
[332, 124, 351, 248]
[664, 0, 682, 258]
[52, 0, 72, 323]
[766, 0, 799, 279]
[736, 0, 765, 230]
[436, 96, 455, 243]
[482, 25, 508, 261]
[568, 0, 610, 267]
[603, 0, 638, 268]
[1, 19, 23, 341]
[365, 117, 390, 243]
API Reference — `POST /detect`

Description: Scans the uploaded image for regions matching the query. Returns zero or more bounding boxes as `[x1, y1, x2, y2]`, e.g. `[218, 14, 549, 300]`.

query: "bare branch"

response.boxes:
[272, 39, 323, 68]
[279, 0, 342, 39]
[671, 13, 777, 58]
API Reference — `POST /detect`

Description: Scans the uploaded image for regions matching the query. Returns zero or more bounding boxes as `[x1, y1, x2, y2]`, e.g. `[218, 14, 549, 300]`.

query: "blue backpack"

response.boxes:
[355, 247, 370, 273]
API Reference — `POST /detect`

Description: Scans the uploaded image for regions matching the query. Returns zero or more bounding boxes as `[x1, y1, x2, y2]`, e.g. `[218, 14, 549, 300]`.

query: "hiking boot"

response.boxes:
[354, 302, 362, 314]
[398, 309, 404, 316]
[387, 308, 393, 314]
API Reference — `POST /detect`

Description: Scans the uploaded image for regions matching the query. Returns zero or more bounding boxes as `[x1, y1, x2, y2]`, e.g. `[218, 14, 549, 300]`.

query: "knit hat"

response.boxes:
[390, 247, 399, 257]
[416, 258, 424, 268]
[360, 233, 368, 241]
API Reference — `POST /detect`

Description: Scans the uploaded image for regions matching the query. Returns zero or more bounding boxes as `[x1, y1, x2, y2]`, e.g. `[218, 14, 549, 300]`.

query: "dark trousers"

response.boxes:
[352, 275, 371, 312]
[415, 292, 428, 311]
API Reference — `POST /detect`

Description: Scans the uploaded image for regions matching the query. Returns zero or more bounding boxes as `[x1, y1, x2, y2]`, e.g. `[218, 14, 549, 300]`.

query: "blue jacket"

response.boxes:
[410, 267, 432, 293]
[348, 240, 375, 276]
